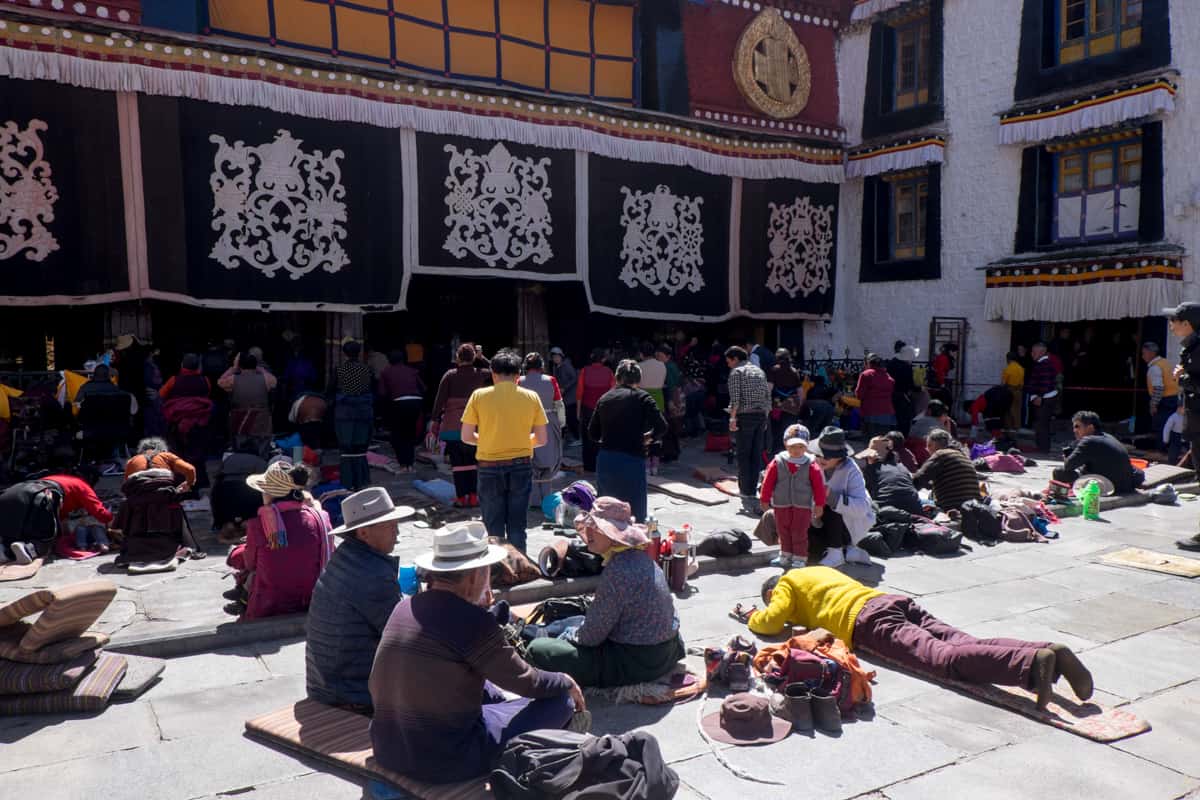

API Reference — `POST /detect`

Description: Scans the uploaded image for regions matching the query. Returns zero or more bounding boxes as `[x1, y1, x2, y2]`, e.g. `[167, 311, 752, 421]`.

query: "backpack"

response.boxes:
[960, 499, 1002, 544]
[909, 520, 964, 555]
[764, 648, 841, 696]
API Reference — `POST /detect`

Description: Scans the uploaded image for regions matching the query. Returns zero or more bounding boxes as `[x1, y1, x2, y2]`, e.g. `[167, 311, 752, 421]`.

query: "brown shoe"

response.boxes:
[217, 523, 246, 545]
[1049, 643, 1093, 701]
[1032, 648, 1057, 710]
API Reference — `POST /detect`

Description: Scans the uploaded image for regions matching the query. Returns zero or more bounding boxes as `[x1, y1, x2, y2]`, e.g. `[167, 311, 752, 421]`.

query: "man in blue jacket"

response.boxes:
[305, 487, 414, 714]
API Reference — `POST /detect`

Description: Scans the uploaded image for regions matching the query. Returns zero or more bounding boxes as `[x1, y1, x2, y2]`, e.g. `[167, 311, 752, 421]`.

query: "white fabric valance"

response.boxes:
[998, 82, 1176, 146]
[846, 139, 944, 178]
[984, 277, 1182, 322]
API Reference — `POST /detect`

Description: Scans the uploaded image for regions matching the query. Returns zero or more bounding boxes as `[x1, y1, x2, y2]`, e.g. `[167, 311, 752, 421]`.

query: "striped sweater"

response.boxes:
[911, 447, 981, 511]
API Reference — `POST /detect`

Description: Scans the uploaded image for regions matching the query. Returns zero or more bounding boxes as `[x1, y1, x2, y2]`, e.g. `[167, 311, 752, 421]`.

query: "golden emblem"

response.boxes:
[733, 8, 812, 119]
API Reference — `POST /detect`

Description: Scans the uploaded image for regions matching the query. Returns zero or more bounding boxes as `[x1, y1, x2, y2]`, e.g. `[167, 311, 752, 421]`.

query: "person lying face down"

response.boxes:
[525, 497, 684, 688]
[369, 522, 584, 785]
[733, 567, 1092, 711]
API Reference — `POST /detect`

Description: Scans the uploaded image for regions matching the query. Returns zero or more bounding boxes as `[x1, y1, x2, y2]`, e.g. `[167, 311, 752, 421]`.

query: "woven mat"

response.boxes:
[246, 699, 491, 799]
[647, 476, 729, 506]
[1098, 547, 1200, 578]
[586, 665, 707, 706]
[861, 649, 1150, 743]
[1141, 463, 1194, 488]
[0, 559, 42, 582]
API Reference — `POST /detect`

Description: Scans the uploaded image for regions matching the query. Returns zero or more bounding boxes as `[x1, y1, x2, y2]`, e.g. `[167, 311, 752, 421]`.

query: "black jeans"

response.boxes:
[1032, 397, 1054, 452]
[580, 406, 599, 472]
[734, 413, 768, 498]
[387, 398, 423, 467]
[446, 439, 478, 498]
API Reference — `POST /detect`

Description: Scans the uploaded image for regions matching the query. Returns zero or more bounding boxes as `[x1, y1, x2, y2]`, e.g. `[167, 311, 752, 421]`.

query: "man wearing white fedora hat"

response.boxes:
[306, 487, 414, 715]
[370, 522, 585, 784]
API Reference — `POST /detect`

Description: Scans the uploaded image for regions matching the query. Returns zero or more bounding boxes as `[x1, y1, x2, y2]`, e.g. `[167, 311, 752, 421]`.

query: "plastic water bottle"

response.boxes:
[1080, 480, 1101, 521]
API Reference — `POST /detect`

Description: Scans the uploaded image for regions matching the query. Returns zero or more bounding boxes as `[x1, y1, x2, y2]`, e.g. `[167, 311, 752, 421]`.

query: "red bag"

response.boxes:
[705, 433, 732, 452]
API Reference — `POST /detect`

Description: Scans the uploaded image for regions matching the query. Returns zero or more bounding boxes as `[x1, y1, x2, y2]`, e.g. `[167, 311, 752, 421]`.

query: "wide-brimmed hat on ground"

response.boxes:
[810, 427, 849, 460]
[701, 693, 791, 746]
[246, 461, 306, 498]
[414, 522, 508, 572]
[328, 487, 415, 537]
[575, 497, 649, 548]
[783, 424, 810, 447]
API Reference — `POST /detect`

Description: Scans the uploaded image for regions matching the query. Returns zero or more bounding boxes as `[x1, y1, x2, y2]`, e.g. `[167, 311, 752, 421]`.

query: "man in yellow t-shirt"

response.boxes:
[461, 350, 548, 553]
[734, 567, 1092, 710]
[1001, 352, 1025, 429]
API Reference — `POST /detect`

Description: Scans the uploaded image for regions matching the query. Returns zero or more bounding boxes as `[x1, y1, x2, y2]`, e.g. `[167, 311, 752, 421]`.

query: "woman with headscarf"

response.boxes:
[432, 343, 490, 507]
[525, 497, 683, 687]
[225, 460, 332, 619]
[518, 353, 564, 509]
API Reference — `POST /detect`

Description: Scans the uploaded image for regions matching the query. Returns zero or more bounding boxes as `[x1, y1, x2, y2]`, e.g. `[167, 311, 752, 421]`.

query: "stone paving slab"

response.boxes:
[911, 577, 1090, 627]
[1114, 681, 1200, 779]
[876, 687, 1049, 756]
[882, 729, 1199, 800]
[0, 700, 161, 775]
[1076, 630, 1200, 700]
[193, 772, 365, 800]
[1025, 593, 1199, 644]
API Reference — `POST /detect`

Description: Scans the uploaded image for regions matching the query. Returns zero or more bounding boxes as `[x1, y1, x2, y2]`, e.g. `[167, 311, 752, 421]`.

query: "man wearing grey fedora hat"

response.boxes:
[370, 522, 586, 784]
[305, 487, 414, 715]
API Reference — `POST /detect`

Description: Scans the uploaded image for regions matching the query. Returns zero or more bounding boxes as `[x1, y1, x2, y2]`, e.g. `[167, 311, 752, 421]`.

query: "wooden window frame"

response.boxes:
[1051, 133, 1142, 244]
[1058, 0, 1143, 65]
[884, 170, 929, 260]
[892, 15, 931, 111]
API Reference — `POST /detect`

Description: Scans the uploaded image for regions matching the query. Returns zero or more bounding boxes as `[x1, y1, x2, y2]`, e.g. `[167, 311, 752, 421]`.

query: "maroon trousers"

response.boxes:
[853, 595, 1049, 688]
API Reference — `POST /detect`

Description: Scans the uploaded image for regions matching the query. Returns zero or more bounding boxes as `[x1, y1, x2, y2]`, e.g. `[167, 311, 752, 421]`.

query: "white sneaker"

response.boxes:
[844, 545, 874, 565]
[10, 542, 35, 565]
[818, 548, 845, 567]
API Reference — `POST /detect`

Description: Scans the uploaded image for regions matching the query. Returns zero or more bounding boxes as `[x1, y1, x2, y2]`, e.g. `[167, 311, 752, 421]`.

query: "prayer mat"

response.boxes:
[111, 654, 166, 701]
[0, 559, 42, 583]
[646, 476, 730, 506]
[0, 653, 127, 715]
[1141, 463, 1195, 488]
[713, 479, 741, 497]
[585, 665, 707, 707]
[1098, 547, 1200, 578]
[861, 649, 1151, 743]
[690, 466, 729, 483]
[245, 699, 491, 799]
[0, 650, 97, 695]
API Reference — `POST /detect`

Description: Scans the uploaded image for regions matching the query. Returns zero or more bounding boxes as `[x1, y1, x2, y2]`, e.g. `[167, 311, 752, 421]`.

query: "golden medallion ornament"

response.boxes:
[733, 8, 812, 119]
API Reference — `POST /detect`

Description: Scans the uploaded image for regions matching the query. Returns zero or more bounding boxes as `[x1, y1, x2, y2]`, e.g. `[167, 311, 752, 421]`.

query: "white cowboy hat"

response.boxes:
[327, 487, 415, 537]
[414, 522, 508, 572]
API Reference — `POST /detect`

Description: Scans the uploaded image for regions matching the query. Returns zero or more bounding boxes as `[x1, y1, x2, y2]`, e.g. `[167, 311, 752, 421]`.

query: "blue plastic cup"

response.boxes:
[398, 564, 419, 596]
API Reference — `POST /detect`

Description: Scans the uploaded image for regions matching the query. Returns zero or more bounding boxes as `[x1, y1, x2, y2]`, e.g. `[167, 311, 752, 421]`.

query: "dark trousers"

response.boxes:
[580, 406, 599, 472]
[446, 440, 478, 497]
[596, 449, 648, 522]
[734, 413, 768, 498]
[894, 391, 915, 436]
[855, 595, 1049, 688]
[478, 461, 532, 551]
[1186, 410, 1200, 477]
[421, 681, 573, 785]
[808, 506, 850, 559]
[684, 390, 706, 436]
[387, 398, 423, 467]
[1032, 397, 1054, 452]
[171, 426, 210, 491]
[526, 634, 685, 689]
[1151, 395, 1179, 447]
[564, 403, 579, 439]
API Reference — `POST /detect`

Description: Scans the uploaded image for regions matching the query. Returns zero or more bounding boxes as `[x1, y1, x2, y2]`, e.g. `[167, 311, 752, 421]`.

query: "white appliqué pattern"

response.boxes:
[442, 142, 553, 269]
[765, 196, 834, 299]
[618, 185, 705, 296]
[209, 129, 349, 280]
[0, 119, 59, 262]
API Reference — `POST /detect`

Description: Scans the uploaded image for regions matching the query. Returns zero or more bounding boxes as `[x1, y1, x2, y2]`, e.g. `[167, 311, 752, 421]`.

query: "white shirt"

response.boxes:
[1164, 410, 1184, 442]
[638, 358, 666, 390]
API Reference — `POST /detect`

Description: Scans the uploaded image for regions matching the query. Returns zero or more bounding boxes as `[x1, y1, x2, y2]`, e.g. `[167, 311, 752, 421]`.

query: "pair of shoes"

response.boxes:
[10, 542, 35, 566]
[223, 600, 247, 616]
[769, 683, 814, 731]
[1176, 534, 1200, 552]
[727, 635, 757, 657]
[221, 586, 245, 602]
[818, 548, 845, 567]
[844, 545, 874, 565]
[1049, 643, 1094, 701]
[769, 553, 793, 568]
[453, 496, 470, 508]
[469, 494, 480, 508]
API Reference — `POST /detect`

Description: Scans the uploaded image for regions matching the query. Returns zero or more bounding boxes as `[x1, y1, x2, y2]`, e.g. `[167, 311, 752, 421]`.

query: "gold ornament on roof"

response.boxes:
[733, 8, 812, 119]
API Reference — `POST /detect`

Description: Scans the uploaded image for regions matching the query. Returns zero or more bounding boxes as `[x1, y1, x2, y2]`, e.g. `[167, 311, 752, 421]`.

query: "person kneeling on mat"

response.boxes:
[370, 523, 585, 785]
[525, 497, 685, 687]
[734, 567, 1092, 710]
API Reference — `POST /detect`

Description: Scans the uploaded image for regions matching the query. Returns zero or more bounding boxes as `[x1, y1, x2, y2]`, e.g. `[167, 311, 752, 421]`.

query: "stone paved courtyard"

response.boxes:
[2, 439, 1199, 799]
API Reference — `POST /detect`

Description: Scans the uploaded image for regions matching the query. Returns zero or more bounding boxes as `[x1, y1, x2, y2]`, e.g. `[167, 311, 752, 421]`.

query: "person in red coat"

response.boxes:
[855, 354, 897, 438]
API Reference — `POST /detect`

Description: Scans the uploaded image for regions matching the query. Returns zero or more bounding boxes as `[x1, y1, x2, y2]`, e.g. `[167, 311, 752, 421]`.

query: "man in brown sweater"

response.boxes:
[369, 524, 585, 784]
[911, 429, 981, 512]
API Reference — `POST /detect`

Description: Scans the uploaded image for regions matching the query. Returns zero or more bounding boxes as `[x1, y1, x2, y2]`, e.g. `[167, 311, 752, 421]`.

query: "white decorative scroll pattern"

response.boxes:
[209, 129, 349, 280]
[442, 142, 553, 268]
[765, 196, 834, 299]
[0, 119, 59, 262]
[618, 185, 705, 296]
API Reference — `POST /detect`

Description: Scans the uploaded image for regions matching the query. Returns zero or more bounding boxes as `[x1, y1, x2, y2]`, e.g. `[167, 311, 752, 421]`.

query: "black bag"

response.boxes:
[696, 529, 752, 558]
[560, 540, 604, 577]
[911, 521, 964, 555]
[960, 499, 1002, 544]
[0, 480, 62, 550]
[526, 596, 592, 625]
[857, 531, 893, 558]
